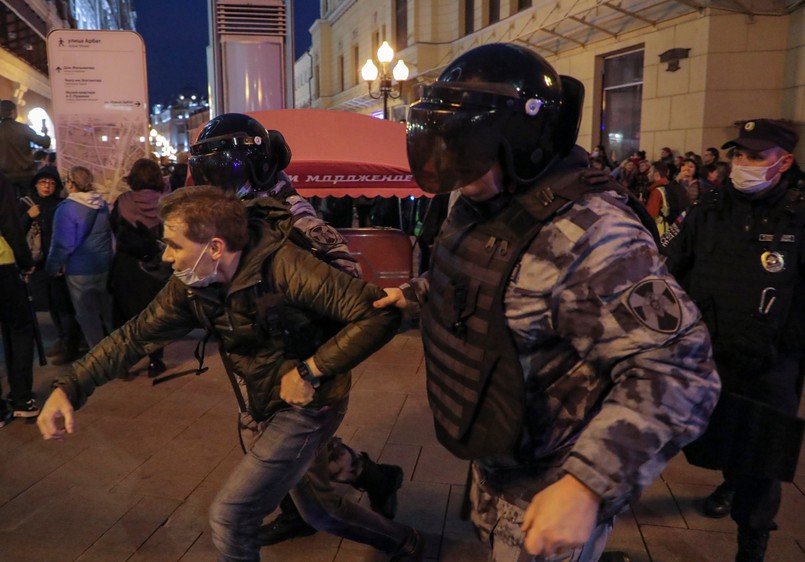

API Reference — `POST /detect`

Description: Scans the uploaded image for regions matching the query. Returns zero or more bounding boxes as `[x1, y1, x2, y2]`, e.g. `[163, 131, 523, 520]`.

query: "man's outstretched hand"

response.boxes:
[37, 387, 76, 441]
[373, 287, 407, 309]
[521, 474, 600, 558]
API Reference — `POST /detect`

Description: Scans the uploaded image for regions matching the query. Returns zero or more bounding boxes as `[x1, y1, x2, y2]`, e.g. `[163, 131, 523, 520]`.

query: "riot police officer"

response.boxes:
[664, 119, 804, 562]
[375, 43, 720, 562]
[188, 114, 408, 548]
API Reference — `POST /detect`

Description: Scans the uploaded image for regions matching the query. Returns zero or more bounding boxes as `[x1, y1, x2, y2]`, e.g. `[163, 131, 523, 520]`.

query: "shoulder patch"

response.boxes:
[307, 224, 346, 249]
[627, 279, 682, 333]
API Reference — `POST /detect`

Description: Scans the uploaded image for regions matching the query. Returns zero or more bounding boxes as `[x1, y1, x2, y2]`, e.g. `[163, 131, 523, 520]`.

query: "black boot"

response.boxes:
[599, 552, 632, 562]
[736, 527, 769, 562]
[258, 495, 316, 546]
[702, 481, 734, 519]
[353, 452, 404, 519]
[390, 528, 424, 561]
[49, 342, 81, 366]
[147, 358, 167, 378]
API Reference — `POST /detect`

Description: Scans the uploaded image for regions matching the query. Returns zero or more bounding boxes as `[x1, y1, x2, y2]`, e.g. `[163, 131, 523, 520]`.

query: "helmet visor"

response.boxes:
[189, 151, 252, 195]
[406, 84, 519, 194]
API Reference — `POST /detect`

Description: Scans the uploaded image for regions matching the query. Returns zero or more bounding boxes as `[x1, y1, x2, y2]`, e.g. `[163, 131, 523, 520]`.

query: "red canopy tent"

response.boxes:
[246, 109, 424, 198]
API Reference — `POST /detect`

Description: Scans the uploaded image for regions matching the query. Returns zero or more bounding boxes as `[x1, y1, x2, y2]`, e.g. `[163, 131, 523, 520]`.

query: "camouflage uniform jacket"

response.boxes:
[406, 155, 720, 518]
[52, 198, 400, 420]
[259, 171, 361, 278]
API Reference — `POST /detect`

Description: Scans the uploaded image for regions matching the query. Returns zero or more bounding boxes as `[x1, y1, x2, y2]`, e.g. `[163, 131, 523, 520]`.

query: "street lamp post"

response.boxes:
[360, 41, 409, 120]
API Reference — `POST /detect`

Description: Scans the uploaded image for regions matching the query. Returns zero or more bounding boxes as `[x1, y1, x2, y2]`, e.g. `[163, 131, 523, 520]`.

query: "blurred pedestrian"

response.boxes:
[110, 158, 169, 378]
[675, 157, 702, 204]
[19, 167, 83, 365]
[0, 171, 39, 424]
[659, 146, 677, 178]
[169, 152, 189, 191]
[0, 100, 51, 196]
[703, 147, 720, 166]
[645, 161, 690, 236]
[46, 166, 114, 348]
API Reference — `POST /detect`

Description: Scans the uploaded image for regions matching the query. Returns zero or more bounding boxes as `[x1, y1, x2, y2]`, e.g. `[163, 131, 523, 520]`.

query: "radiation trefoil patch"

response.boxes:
[626, 279, 682, 333]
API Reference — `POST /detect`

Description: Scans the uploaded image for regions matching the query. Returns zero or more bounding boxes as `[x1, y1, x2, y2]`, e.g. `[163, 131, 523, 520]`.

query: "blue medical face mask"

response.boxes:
[730, 156, 785, 194]
[173, 241, 220, 287]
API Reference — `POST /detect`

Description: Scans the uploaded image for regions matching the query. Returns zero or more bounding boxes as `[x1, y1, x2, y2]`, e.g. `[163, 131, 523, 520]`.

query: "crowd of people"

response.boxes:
[591, 144, 734, 238]
[0, 41, 803, 562]
[0, 96, 198, 419]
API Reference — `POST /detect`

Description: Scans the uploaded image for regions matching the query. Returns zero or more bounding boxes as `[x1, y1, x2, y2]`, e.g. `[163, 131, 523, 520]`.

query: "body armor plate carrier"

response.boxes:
[422, 169, 656, 459]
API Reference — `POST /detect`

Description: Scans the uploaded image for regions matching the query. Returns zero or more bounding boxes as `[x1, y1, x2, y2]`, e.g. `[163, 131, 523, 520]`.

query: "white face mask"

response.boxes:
[730, 156, 785, 194]
[173, 241, 221, 287]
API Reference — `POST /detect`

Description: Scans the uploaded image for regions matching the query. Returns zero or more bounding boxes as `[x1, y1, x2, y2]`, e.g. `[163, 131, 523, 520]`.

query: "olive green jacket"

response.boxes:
[53, 198, 401, 419]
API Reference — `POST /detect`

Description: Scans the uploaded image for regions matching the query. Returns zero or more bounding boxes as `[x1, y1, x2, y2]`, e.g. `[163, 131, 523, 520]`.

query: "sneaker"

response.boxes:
[0, 405, 12, 428]
[12, 398, 40, 418]
[702, 481, 735, 519]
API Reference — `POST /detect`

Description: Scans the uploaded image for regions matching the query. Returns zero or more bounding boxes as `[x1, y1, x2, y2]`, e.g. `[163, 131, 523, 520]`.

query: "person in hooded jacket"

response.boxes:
[46, 165, 114, 349]
[110, 158, 169, 378]
[19, 167, 83, 365]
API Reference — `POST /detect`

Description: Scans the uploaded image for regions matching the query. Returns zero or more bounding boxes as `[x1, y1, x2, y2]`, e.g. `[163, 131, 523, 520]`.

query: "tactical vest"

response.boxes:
[686, 186, 805, 364]
[422, 169, 656, 459]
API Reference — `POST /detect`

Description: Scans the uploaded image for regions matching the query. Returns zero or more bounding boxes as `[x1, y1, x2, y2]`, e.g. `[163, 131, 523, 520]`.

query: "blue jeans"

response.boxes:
[210, 398, 413, 562]
[65, 273, 114, 348]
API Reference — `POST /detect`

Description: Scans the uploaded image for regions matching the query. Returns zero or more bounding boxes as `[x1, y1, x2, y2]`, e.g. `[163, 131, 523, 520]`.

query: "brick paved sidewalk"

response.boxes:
[0, 317, 803, 561]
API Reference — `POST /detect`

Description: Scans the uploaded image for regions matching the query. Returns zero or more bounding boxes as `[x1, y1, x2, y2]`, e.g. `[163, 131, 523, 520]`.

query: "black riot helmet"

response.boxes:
[407, 43, 583, 194]
[189, 113, 291, 198]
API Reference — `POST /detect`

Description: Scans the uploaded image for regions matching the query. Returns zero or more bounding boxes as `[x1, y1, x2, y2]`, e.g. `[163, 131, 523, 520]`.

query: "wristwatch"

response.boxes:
[297, 360, 320, 389]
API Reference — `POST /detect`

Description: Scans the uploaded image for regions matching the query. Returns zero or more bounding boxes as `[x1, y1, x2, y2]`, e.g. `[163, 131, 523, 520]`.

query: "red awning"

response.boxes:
[247, 109, 424, 198]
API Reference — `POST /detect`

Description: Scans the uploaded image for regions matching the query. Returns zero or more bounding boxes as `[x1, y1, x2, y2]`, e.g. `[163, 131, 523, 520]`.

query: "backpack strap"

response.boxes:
[151, 289, 251, 416]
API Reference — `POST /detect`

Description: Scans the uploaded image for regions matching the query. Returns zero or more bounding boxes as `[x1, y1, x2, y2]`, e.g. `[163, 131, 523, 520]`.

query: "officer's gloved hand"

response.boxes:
[580, 169, 612, 186]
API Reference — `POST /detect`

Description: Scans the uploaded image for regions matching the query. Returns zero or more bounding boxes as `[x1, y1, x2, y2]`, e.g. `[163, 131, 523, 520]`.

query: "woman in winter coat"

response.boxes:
[674, 157, 702, 205]
[19, 166, 83, 364]
[110, 158, 169, 377]
[46, 166, 114, 348]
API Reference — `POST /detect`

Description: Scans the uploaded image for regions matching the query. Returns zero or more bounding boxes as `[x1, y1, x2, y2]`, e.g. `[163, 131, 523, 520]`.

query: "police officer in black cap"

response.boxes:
[664, 119, 805, 562]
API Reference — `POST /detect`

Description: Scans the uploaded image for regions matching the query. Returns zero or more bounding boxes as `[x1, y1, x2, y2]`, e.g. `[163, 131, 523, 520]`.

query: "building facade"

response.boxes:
[296, 0, 805, 161]
[150, 92, 210, 156]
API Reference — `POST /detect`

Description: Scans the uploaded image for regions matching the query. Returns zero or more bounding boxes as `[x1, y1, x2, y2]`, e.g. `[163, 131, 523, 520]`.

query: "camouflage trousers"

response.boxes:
[469, 462, 613, 562]
[240, 412, 364, 483]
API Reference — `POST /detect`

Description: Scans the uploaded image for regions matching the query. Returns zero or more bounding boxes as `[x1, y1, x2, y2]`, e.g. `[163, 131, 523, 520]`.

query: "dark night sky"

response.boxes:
[133, 0, 318, 108]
